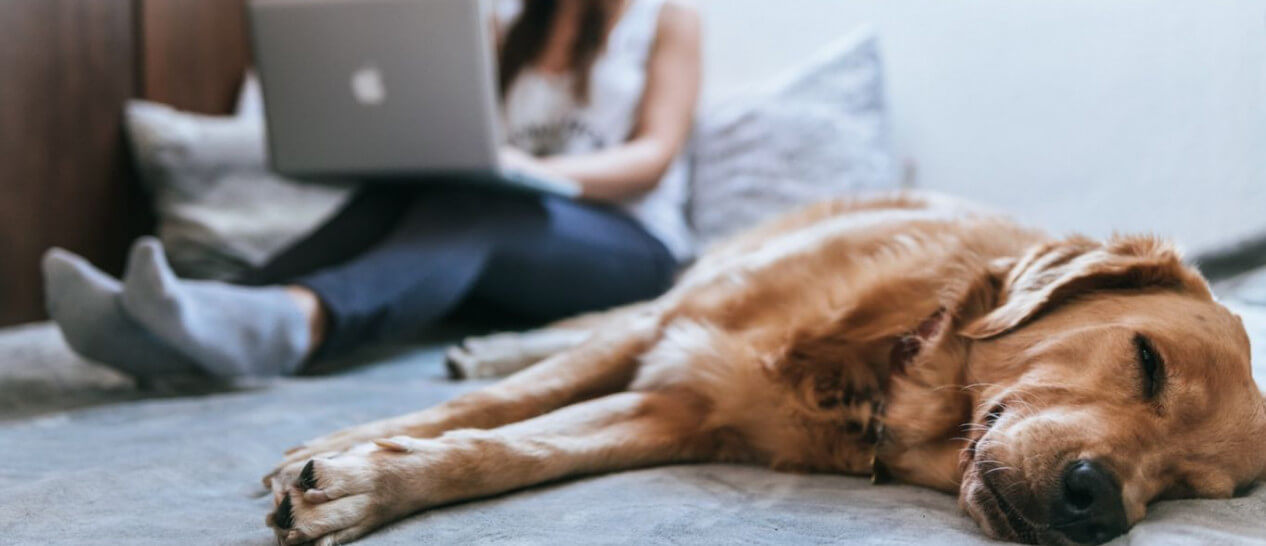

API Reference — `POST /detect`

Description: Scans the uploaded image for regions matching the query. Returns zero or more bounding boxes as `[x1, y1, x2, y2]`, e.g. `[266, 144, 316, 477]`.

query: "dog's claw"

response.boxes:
[274, 494, 294, 529]
[298, 460, 318, 490]
[445, 343, 469, 379]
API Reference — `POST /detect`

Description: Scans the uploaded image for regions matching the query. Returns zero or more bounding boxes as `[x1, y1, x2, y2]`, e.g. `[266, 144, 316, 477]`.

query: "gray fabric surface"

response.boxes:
[4, 289, 1266, 545]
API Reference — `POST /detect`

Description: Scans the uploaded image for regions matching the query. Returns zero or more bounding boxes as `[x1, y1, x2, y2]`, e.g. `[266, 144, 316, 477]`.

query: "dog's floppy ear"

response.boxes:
[961, 234, 1211, 339]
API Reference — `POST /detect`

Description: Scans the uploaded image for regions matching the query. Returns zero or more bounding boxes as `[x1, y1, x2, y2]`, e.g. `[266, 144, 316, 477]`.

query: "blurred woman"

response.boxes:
[42, 0, 701, 378]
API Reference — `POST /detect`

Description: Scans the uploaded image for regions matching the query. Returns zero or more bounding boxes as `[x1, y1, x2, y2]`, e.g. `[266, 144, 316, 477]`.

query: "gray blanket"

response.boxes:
[4, 296, 1266, 545]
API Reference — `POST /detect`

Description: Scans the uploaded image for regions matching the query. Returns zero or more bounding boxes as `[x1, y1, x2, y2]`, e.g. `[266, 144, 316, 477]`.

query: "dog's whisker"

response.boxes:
[984, 465, 1015, 476]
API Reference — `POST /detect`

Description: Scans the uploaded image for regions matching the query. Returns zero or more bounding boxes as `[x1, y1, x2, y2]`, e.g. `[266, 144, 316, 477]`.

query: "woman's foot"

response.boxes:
[120, 238, 313, 377]
[42, 248, 203, 377]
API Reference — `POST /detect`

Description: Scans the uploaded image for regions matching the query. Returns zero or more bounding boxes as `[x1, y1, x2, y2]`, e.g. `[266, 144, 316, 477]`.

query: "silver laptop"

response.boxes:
[247, 0, 579, 197]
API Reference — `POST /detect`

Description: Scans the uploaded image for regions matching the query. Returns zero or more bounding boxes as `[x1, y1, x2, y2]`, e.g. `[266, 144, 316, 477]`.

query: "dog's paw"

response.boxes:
[266, 440, 423, 545]
[445, 329, 587, 379]
[445, 333, 532, 379]
[263, 430, 393, 491]
[264, 448, 341, 504]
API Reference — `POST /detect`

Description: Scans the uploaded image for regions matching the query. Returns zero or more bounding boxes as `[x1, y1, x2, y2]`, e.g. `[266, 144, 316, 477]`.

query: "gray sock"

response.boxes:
[120, 238, 311, 378]
[42, 248, 203, 378]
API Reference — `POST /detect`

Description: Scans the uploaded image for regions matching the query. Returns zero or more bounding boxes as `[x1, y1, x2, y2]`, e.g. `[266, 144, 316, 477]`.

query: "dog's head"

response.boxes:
[957, 235, 1265, 545]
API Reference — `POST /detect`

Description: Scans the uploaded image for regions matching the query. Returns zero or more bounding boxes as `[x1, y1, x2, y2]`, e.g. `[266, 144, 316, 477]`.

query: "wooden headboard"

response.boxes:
[140, 0, 251, 114]
[0, 0, 249, 326]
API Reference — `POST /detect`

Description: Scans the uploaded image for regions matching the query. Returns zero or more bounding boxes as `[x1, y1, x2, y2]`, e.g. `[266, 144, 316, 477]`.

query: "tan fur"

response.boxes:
[263, 191, 1266, 546]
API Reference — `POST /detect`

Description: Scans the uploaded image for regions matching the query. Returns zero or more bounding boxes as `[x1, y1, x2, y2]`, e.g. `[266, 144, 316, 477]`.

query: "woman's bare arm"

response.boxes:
[539, 1, 701, 202]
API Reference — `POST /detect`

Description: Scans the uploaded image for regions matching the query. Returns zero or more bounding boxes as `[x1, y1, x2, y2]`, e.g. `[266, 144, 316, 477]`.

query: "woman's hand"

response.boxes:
[499, 146, 584, 198]
[499, 146, 571, 184]
[499, 146, 552, 178]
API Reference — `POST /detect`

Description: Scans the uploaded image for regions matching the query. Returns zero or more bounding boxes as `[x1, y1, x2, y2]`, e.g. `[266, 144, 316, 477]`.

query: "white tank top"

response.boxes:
[497, 0, 694, 260]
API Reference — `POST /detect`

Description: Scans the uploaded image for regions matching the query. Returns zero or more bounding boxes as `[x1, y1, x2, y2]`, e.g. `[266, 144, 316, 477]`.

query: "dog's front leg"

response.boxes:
[266, 313, 662, 493]
[267, 390, 711, 545]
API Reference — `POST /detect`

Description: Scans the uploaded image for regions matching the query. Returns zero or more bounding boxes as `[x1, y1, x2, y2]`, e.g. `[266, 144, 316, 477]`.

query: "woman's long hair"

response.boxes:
[497, 0, 620, 104]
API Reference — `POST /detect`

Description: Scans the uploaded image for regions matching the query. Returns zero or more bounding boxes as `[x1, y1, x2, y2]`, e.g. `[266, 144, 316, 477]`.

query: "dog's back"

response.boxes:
[629, 192, 1048, 476]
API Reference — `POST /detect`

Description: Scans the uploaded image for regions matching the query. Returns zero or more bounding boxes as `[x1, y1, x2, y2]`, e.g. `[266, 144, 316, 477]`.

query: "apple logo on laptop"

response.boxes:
[350, 63, 387, 106]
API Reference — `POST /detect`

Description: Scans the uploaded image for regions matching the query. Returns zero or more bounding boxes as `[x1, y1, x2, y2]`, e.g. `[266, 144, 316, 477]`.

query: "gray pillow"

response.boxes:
[688, 25, 899, 248]
[124, 76, 353, 280]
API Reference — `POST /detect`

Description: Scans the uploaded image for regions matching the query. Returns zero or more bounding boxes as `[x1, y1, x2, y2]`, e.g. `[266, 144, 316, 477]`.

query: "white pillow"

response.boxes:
[688, 25, 899, 248]
[124, 76, 354, 280]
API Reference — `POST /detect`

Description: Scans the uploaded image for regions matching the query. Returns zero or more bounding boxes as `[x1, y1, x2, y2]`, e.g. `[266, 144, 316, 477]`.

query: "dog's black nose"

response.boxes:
[1051, 459, 1128, 544]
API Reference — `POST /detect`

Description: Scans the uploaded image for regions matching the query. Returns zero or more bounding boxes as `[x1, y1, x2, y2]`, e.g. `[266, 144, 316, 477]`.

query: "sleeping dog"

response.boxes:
[264, 192, 1265, 545]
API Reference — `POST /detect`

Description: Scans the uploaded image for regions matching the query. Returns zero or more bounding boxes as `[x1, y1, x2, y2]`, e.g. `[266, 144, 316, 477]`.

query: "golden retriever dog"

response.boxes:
[264, 192, 1265, 545]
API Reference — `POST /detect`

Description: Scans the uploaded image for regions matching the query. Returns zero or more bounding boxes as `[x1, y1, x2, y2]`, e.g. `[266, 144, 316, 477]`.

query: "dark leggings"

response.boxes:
[239, 183, 677, 358]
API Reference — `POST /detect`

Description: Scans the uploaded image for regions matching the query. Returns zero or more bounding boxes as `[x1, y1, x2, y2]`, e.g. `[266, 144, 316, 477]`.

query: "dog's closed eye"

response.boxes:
[1134, 333, 1164, 401]
[984, 404, 1004, 428]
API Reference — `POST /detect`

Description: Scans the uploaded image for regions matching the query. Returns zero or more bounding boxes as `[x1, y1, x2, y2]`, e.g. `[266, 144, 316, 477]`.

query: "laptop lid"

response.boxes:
[248, 0, 502, 179]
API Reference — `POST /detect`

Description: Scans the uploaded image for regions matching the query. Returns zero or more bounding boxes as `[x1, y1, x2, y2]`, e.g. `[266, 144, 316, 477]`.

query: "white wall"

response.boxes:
[697, 0, 1266, 255]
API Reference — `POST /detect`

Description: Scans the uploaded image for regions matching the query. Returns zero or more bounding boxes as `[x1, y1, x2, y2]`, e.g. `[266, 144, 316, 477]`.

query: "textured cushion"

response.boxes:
[688, 25, 900, 248]
[124, 76, 353, 280]
[1218, 266, 1266, 306]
